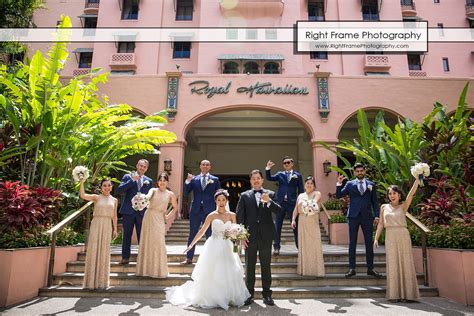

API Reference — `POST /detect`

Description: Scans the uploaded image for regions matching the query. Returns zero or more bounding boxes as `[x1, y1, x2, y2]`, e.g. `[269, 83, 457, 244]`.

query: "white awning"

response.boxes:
[72, 48, 94, 53]
[78, 14, 98, 19]
[168, 32, 195, 41]
[113, 32, 137, 42]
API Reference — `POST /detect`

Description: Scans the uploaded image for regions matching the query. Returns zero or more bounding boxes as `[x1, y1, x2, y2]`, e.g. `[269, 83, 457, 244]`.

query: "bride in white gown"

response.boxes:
[166, 189, 251, 310]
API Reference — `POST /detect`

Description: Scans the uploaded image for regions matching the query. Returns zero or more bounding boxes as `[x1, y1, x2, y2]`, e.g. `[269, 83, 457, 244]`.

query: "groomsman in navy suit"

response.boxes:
[265, 156, 304, 255]
[182, 159, 221, 264]
[336, 163, 382, 278]
[117, 159, 154, 265]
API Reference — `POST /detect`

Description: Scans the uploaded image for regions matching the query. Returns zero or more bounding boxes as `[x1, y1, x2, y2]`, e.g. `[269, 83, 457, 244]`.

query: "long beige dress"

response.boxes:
[136, 188, 170, 278]
[83, 194, 116, 289]
[296, 192, 325, 276]
[382, 203, 420, 301]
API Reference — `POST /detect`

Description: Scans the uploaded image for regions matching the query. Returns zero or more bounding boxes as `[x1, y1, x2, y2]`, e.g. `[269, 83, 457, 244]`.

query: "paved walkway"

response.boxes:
[1, 297, 473, 315]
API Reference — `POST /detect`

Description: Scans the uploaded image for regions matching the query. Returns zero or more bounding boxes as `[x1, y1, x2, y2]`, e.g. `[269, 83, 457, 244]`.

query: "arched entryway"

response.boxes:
[183, 108, 314, 212]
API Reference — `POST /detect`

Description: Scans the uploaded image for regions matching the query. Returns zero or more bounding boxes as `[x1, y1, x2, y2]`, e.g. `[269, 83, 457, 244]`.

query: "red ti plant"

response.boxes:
[419, 176, 461, 225]
[0, 181, 63, 232]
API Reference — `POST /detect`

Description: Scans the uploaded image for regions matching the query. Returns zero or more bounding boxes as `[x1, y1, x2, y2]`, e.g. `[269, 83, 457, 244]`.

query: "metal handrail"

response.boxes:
[46, 201, 94, 287]
[320, 203, 332, 242]
[406, 212, 431, 286]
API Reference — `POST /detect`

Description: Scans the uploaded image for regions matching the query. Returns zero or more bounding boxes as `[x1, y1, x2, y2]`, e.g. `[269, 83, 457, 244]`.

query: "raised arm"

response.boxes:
[117, 174, 136, 193]
[166, 191, 179, 221]
[185, 213, 214, 253]
[267, 193, 282, 215]
[335, 174, 349, 198]
[403, 178, 420, 212]
[373, 205, 385, 248]
[79, 180, 98, 202]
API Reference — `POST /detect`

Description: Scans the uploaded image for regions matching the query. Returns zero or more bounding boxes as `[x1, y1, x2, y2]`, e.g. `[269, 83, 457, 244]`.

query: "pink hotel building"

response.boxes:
[31, 0, 473, 204]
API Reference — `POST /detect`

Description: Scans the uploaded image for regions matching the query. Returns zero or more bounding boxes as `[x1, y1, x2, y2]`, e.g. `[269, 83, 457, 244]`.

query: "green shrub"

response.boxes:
[409, 219, 474, 249]
[324, 199, 343, 210]
[329, 214, 347, 223]
[0, 226, 84, 249]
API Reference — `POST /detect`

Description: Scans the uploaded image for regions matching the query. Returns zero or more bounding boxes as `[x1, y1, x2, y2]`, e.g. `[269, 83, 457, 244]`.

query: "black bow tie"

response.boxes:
[253, 189, 263, 194]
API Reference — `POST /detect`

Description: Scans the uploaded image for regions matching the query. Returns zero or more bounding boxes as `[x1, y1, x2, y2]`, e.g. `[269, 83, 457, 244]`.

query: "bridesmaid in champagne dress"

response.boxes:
[374, 177, 420, 302]
[80, 178, 118, 289]
[291, 176, 325, 276]
[136, 172, 178, 278]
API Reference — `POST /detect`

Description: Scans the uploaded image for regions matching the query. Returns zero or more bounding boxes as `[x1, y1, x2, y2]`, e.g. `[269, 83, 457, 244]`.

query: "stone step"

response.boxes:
[52, 272, 426, 287]
[77, 252, 386, 263]
[39, 285, 438, 299]
[163, 239, 313, 245]
[66, 261, 387, 274]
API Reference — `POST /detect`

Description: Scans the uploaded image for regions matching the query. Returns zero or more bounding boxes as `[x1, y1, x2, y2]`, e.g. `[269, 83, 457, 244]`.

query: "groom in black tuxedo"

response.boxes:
[236, 169, 281, 306]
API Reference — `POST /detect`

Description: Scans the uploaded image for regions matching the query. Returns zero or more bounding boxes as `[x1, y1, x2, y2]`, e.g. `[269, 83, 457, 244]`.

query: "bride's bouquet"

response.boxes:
[72, 166, 90, 183]
[410, 162, 430, 187]
[224, 223, 250, 253]
[302, 199, 319, 216]
[131, 193, 150, 211]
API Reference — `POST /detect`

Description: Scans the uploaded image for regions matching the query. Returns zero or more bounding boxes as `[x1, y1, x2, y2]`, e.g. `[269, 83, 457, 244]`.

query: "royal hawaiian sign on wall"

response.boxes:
[189, 80, 309, 99]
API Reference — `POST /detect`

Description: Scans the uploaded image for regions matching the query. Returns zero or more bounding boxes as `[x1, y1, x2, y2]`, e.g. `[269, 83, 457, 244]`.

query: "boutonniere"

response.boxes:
[143, 180, 150, 186]
[367, 184, 373, 191]
[290, 174, 298, 180]
[207, 179, 214, 185]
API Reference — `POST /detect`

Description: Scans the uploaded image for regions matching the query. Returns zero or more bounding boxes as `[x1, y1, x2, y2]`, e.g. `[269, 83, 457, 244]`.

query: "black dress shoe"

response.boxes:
[273, 249, 280, 256]
[244, 296, 253, 306]
[263, 296, 275, 306]
[367, 269, 383, 278]
[345, 269, 356, 277]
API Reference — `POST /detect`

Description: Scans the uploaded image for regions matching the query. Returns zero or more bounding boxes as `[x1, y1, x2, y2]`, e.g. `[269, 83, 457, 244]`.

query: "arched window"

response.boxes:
[223, 62, 239, 74]
[264, 62, 280, 74]
[244, 62, 259, 74]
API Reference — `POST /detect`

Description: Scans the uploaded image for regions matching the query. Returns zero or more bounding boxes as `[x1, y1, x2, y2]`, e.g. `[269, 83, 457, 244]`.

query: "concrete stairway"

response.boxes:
[39, 220, 438, 300]
[165, 220, 329, 245]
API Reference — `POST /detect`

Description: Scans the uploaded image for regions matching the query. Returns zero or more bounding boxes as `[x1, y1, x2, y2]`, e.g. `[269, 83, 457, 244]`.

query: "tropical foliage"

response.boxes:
[0, 16, 176, 193]
[319, 83, 473, 248]
[0, 16, 177, 248]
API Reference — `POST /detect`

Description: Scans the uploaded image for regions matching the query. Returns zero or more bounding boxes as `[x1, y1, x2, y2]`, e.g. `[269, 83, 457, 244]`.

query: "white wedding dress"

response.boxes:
[166, 219, 251, 310]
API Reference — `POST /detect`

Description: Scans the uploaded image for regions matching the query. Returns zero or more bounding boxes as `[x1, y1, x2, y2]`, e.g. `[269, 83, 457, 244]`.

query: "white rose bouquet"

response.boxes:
[410, 162, 430, 187]
[302, 199, 319, 216]
[131, 192, 150, 211]
[224, 223, 250, 253]
[72, 166, 90, 183]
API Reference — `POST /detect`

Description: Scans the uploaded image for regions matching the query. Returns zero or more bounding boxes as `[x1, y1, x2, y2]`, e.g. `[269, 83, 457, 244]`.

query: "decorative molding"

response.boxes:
[165, 72, 182, 121]
[315, 72, 331, 122]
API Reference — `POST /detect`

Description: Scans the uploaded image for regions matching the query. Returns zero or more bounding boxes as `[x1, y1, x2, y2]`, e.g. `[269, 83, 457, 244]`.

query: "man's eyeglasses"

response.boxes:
[283, 161, 292, 165]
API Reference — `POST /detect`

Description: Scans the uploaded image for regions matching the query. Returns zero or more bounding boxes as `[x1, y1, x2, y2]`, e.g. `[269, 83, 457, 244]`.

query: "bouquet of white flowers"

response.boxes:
[302, 199, 319, 216]
[224, 223, 250, 253]
[131, 193, 150, 211]
[72, 166, 90, 183]
[410, 162, 430, 187]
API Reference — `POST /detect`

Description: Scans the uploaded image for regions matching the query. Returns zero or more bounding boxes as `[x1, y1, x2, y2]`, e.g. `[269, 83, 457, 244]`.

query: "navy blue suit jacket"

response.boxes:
[117, 174, 154, 215]
[336, 179, 379, 219]
[184, 174, 221, 215]
[265, 169, 304, 205]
